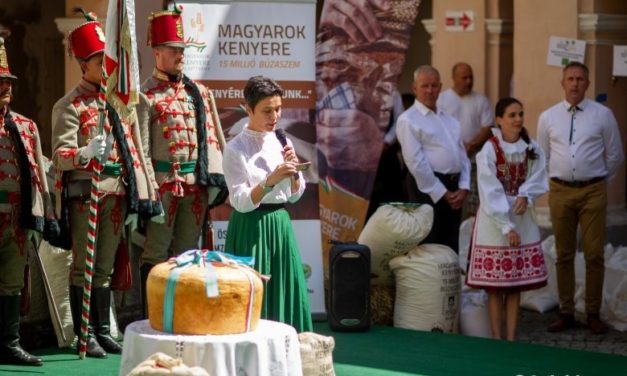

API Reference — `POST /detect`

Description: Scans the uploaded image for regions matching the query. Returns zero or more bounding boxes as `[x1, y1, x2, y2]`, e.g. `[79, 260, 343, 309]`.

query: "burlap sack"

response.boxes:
[358, 203, 433, 286]
[127, 352, 209, 376]
[390, 244, 460, 333]
[299, 332, 335, 376]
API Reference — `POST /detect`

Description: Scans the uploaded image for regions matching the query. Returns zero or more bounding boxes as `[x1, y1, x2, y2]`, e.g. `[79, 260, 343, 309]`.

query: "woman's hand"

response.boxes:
[507, 229, 521, 247]
[266, 162, 298, 187]
[513, 196, 528, 215]
[282, 145, 299, 164]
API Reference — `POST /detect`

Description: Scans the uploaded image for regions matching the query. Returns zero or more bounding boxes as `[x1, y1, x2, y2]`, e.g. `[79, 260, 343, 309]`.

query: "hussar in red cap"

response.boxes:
[139, 1, 227, 315]
[0, 36, 59, 367]
[50, 8, 162, 358]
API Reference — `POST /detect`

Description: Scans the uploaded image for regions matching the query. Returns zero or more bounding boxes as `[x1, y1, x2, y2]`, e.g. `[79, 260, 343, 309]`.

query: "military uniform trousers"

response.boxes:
[0, 212, 29, 295]
[142, 184, 208, 265]
[70, 194, 127, 287]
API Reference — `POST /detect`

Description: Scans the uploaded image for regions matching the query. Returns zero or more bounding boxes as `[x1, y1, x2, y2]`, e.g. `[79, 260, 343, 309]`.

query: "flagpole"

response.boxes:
[79, 0, 140, 358]
[78, 41, 109, 362]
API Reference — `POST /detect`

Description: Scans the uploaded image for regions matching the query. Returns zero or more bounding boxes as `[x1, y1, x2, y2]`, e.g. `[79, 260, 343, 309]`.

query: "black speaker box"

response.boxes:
[328, 242, 371, 331]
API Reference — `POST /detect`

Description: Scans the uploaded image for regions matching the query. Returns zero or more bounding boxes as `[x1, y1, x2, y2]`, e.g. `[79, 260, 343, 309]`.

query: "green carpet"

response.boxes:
[1, 324, 625, 375]
[0, 348, 121, 375]
[313, 323, 627, 376]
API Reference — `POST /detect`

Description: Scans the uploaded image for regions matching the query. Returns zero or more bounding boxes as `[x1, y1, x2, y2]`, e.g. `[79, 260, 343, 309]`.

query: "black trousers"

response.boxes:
[406, 172, 462, 253]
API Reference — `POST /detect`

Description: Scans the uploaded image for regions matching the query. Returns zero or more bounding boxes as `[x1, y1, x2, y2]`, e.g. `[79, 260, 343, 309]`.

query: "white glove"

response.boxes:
[124, 213, 139, 233]
[82, 134, 107, 160]
[151, 210, 166, 224]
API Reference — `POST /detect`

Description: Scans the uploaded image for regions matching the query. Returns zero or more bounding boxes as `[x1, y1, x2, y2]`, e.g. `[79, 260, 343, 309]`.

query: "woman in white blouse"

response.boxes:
[466, 97, 549, 340]
[222, 76, 312, 332]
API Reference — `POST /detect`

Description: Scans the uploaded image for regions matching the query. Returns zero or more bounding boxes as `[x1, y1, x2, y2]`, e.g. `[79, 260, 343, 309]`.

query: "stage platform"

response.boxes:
[1, 322, 625, 375]
[313, 322, 627, 375]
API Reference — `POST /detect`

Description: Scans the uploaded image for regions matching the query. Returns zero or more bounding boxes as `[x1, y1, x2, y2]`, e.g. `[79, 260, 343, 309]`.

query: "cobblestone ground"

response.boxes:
[517, 308, 627, 356]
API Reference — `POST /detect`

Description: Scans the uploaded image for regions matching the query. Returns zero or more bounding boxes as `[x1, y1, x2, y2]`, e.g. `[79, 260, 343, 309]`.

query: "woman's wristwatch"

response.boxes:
[260, 177, 274, 195]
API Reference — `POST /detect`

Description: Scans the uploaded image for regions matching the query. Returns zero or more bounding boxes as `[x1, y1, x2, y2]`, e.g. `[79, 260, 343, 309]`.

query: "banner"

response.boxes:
[178, 0, 324, 315]
[316, 0, 422, 269]
[181, 1, 315, 108]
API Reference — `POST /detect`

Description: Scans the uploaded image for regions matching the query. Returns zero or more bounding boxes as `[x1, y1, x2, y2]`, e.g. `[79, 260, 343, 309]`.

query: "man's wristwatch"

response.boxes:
[260, 177, 274, 195]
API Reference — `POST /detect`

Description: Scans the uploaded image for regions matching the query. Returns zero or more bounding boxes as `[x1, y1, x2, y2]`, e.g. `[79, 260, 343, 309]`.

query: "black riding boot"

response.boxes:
[140, 263, 154, 319]
[92, 287, 122, 354]
[69, 286, 107, 358]
[0, 295, 42, 366]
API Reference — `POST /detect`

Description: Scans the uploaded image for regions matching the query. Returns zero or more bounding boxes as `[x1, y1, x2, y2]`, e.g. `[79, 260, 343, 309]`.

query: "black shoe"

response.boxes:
[0, 295, 43, 366]
[0, 346, 43, 366]
[75, 335, 108, 358]
[69, 286, 107, 358]
[92, 287, 122, 354]
[95, 333, 122, 354]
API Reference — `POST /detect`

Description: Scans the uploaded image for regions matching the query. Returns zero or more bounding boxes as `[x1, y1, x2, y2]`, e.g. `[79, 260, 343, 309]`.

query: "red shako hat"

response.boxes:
[68, 8, 105, 60]
[0, 37, 17, 80]
[147, 3, 186, 48]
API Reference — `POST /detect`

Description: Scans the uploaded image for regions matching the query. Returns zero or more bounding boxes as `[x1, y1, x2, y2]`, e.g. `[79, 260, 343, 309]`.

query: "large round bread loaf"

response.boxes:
[147, 261, 263, 335]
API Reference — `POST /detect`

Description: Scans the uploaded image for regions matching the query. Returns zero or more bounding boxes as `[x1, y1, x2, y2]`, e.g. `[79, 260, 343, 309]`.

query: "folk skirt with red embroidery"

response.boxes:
[466, 206, 548, 291]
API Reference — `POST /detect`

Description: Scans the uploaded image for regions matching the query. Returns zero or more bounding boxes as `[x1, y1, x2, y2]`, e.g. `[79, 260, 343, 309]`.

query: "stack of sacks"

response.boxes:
[358, 203, 433, 325]
[390, 244, 460, 333]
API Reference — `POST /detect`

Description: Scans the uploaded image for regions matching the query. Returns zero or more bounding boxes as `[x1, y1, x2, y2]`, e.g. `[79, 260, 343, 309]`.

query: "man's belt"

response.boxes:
[102, 163, 122, 176]
[551, 177, 604, 188]
[154, 160, 197, 174]
[434, 171, 461, 184]
[0, 190, 20, 204]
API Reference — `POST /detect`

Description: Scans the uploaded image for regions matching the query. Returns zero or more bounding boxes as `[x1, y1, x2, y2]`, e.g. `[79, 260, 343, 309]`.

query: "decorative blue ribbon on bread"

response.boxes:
[162, 249, 256, 333]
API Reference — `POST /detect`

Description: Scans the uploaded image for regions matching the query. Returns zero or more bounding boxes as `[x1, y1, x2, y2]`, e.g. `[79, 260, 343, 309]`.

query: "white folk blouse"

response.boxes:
[476, 128, 548, 235]
[222, 127, 305, 213]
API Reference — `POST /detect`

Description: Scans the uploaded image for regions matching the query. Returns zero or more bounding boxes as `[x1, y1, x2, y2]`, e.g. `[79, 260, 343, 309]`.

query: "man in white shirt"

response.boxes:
[538, 61, 624, 335]
[396, 65, 471, 253]
[437, 62, 493, 218]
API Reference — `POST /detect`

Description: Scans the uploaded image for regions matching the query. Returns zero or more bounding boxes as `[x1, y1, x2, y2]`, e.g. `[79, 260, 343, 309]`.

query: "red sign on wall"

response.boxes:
[445, 10, 475, 31]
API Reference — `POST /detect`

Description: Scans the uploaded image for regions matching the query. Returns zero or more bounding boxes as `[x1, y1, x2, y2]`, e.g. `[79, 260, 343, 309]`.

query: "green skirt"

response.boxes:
[225, 206, 313, 332]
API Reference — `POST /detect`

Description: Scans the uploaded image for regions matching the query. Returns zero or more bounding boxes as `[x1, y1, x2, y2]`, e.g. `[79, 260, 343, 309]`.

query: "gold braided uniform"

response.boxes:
[51, 78, 160, 287]
[141, 69, 226, 265]
[0, 108, 55, 295]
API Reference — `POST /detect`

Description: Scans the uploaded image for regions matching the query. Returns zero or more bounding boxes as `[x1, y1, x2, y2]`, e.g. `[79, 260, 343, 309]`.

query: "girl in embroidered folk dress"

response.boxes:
[466, 97, 548, 340]
[222, 76, 312, 332]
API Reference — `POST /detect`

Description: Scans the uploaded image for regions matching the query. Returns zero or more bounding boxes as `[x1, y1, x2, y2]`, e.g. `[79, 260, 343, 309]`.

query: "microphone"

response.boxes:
[274, 128, 288, 147]
[275, 128, 299, 179]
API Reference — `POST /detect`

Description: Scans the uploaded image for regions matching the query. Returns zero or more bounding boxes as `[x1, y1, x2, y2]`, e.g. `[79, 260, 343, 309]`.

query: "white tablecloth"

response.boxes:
[119, 320, 303, 376]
